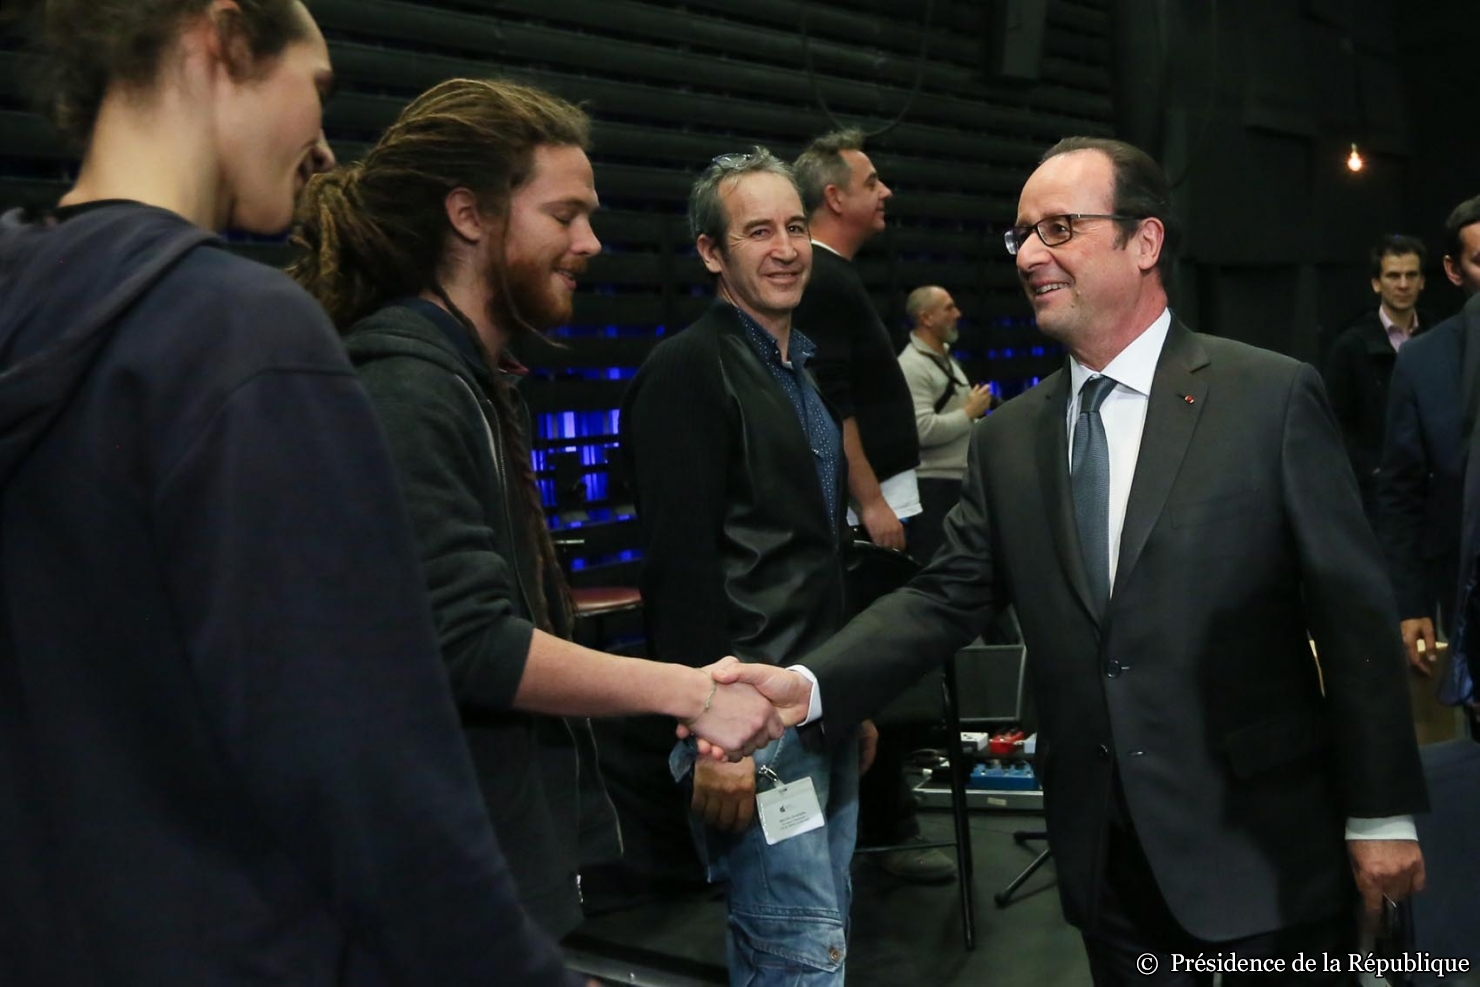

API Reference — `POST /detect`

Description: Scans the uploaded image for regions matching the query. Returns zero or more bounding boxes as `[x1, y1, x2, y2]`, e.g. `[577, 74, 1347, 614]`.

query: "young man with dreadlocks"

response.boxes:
[290, 78, 786, 940]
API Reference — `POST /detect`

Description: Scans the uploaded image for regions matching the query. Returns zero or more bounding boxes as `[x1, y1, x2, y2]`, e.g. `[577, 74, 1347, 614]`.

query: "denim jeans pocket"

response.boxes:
[733, 911, 847, 986]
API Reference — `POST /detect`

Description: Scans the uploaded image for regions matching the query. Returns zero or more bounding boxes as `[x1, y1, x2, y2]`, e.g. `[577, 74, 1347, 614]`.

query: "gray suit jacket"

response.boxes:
[803, 320, 1427, 941]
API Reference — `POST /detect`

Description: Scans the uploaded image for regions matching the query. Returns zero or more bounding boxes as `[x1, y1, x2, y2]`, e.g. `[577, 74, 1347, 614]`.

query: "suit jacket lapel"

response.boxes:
[1035, 368, 1101, 623]
[1115, 321, 1209, 594]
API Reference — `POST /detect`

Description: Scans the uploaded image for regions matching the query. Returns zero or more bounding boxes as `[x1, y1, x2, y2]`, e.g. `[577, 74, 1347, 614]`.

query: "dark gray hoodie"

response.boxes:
[0, 202, 578, 986]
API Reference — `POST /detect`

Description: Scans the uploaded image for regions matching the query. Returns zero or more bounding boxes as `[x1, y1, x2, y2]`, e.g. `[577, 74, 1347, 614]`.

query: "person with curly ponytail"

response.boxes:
[289, 77, 789, 942]
[0, 3, 596, 985]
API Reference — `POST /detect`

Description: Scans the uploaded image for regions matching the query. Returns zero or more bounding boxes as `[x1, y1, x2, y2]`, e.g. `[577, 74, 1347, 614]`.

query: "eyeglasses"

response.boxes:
[1003, 214, 1143, 256]
[711, 152, 755, 168]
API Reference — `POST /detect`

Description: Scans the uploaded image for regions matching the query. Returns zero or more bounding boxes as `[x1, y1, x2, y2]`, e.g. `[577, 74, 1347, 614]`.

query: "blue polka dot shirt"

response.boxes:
[731, 305, 843, 530]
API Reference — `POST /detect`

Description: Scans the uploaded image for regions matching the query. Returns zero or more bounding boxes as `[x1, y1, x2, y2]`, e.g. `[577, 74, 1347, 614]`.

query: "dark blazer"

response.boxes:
[1446, 296, 1480, 680]
[801, 321, 1427, 942]
[1377, 306, 1479, 625]
[598, 302, 850, 885]
[1322, 310, 1428, 517]
[622, 301, 850, 668]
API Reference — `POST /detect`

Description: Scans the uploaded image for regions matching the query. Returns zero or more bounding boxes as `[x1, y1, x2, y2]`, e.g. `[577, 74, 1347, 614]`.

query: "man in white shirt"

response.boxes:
[714, 136, 1428, 985]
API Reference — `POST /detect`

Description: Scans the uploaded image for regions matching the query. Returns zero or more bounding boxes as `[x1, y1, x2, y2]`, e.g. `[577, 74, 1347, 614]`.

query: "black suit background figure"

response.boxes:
[721, 137, 1429, 987]
[1444, 292, 1480, 706]
[1376, 195, 1480, 680]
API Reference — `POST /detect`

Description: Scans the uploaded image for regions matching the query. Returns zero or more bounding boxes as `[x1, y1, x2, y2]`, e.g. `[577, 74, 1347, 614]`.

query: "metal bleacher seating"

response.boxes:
[0, 0, 1113, 599]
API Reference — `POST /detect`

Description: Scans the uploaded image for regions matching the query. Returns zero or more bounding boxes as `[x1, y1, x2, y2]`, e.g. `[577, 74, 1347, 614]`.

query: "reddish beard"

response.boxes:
[486, 252, 584, 336]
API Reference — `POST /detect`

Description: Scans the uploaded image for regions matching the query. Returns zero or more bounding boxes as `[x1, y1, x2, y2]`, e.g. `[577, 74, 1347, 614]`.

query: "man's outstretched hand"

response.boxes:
[678, 657, 815, 761]
[683, 657, 785, 760]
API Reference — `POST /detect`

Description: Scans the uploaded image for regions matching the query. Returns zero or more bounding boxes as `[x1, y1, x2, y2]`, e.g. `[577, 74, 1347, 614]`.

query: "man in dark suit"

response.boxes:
[1377, 194, 1480, 677]
[711, 137, 1428, 984]
[1443, 293, 1480, 705]
[1322, 234, 1429, 525]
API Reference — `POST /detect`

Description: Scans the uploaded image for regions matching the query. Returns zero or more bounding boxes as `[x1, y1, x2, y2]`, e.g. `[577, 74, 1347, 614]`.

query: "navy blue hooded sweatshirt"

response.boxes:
[0, 202, 580, 986]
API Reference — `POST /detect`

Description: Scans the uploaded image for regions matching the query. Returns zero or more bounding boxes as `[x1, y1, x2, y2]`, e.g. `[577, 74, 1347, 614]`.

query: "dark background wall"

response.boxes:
[2, 0, 1474, 599]
[1110, 0, 1480, 361]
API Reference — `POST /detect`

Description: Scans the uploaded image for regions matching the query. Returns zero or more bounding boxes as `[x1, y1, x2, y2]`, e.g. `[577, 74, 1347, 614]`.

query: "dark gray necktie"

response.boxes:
[1071, 375, 1118, 613]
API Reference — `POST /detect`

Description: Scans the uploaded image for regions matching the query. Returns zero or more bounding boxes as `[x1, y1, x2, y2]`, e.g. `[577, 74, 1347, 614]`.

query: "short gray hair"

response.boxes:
[905, 286, 943, 326]
[687, 146, 802, 247]
[793, 128, 865, 215]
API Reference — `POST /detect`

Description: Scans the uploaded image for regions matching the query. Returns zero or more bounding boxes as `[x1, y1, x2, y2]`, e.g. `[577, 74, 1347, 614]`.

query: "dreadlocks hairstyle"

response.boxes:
[290, 77, 592, 638]
[289, 76, 590, 330]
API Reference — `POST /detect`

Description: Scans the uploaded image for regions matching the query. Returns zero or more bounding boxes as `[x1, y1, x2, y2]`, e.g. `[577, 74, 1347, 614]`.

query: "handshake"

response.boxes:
[677, 656, 815, 761]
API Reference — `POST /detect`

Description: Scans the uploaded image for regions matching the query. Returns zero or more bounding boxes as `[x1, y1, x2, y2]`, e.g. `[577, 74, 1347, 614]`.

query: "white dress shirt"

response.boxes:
[1066, 308, 1170, 592]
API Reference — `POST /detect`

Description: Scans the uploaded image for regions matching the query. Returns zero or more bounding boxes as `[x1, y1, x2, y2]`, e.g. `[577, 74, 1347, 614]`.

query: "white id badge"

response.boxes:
[755, 776, 825, 846]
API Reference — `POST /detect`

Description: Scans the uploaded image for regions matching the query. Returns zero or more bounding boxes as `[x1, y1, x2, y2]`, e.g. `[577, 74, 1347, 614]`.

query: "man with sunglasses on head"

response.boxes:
[621, 149, 860, 987]
[715, 137, 1428, 985]
[791, 129, 916, 554]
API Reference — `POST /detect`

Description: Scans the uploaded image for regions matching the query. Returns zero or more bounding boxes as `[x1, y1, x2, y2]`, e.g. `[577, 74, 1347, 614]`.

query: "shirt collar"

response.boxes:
[1068, 307, 1172, 399]
[908, 331, 950, 358]
[731, 303, 816, 368]
[1378, 304, 1417, 336]
[810, 238, 845, 259]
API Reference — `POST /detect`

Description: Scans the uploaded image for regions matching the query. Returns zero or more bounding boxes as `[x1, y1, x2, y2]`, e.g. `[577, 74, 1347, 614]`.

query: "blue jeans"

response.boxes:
[676, 729, 860, 986]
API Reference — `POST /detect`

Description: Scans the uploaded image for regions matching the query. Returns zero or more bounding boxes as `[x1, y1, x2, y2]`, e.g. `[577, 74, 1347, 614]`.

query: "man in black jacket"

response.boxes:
[1446, 292, 1480, 708]
[622, 149, 860, 987]
[291, 79, 785, 944]
[1322, 234, 1429, 524]
[1377, 195, 1480, 675]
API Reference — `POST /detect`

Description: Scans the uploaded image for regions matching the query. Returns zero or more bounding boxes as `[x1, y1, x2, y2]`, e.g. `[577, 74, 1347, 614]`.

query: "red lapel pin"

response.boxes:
[1181, 394, 1196, 404]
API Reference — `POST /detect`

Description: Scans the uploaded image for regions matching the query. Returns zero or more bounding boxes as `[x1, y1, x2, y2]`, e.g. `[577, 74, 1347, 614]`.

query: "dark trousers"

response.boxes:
[856, 723, 934, 846]
[906, 477, 963, 567]
[1084, 816, 1357, 986]
[856, 478, 964, 846]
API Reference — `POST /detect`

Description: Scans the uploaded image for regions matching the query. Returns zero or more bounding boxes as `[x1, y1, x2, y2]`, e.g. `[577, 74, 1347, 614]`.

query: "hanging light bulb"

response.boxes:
[1347, 143, 1365, 173]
